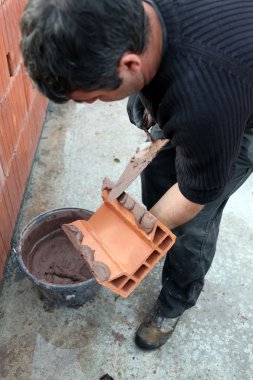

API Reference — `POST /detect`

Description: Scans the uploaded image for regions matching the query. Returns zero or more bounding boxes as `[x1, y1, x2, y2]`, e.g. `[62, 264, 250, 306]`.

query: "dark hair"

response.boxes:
[20, 0, 149, 103]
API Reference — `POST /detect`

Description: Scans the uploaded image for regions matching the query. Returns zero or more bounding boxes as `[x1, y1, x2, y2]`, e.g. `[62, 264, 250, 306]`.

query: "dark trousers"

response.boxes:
[141, 126, 253, 318]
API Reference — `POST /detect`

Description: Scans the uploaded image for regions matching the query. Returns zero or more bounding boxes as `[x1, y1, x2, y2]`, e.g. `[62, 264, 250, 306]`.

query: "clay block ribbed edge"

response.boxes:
[104, 195, 151, 242]
[102, 188, 158, 240]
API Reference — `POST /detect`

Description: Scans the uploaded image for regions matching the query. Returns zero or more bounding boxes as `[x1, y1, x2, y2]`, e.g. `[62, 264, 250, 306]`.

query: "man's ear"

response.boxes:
[118, 53, 142, 74]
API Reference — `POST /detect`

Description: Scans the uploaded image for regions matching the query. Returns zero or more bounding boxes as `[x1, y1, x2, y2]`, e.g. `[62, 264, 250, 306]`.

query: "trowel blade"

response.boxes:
[108, 139, 169, 200]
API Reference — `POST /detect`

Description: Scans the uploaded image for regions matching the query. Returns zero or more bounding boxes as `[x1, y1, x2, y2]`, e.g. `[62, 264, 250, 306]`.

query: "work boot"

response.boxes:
[135, 300, 179, 350]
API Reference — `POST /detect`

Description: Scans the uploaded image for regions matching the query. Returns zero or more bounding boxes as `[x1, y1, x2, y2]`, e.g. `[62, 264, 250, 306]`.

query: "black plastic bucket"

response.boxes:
[15, 208, 101, 307]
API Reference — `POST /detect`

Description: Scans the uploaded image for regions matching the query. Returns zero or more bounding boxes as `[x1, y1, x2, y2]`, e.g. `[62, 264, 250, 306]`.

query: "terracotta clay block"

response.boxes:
[36, 93, 48, 124]
[0, 94, 13, 176]
[0, 234, 7, 282]
[0, 109, 10, 176]
[28, 93, 48, 146]
[1, 180, 15, 228]
[0, 223, 7, 260]
[0, 67, 28, 176]
[0, 160, 4, 188]
[13, 155, 23, 196]
[15, 118, 33, 193]
[63, 184, 176, 298]
[0, 189, 12, 254]
[5, 165, 21, 217]
[25, 117, 37, 163]
[2, 0, 22, 74]
[19, 127, 29, 171]
[5, 175, 16, 223]
[0, 153, 14, 227]
[19, 121, 31, 175]
[0, 8, 10, 99]
[21, 63, 36, 111]
[0, 266, 4, 283]
[18, 0, 28, 15]
[9, 66, 28, 137]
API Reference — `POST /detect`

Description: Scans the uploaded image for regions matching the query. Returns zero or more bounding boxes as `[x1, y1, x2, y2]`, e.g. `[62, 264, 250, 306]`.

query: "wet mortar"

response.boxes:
[27, 229, 92, 285]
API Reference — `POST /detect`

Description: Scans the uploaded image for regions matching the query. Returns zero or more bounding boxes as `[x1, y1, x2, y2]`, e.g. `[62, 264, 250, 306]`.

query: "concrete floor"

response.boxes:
[0, 100, 252, 380]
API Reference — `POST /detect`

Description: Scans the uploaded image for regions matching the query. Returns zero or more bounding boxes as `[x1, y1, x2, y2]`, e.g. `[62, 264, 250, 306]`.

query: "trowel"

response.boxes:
[108, 114, 169, 200]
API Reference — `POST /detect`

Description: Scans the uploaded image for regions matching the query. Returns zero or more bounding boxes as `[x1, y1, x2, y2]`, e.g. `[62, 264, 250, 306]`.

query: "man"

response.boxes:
[20, 0, 253, 350]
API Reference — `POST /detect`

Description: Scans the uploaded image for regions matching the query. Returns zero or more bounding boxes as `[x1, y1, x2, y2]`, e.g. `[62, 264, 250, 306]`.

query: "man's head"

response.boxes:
[20, 0, 149, 103]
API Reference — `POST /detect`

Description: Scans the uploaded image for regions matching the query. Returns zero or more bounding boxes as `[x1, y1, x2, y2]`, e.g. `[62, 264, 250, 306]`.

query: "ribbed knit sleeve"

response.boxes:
[160, 54, 252, 203]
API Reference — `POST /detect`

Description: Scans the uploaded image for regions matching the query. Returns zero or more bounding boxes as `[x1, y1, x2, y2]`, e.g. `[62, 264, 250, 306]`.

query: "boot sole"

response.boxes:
[135, 334, 169, 350]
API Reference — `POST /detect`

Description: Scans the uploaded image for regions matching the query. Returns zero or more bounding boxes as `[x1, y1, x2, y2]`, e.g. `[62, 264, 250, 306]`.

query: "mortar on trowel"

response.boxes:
[63, 135, 176, 298]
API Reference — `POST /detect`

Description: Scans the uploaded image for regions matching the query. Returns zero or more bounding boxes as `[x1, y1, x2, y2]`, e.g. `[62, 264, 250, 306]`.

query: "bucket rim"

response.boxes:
[20, 207, 93, 234]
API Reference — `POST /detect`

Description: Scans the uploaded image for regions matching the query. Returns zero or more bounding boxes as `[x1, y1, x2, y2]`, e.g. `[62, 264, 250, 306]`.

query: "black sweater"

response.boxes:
[140, 0, 253, 203]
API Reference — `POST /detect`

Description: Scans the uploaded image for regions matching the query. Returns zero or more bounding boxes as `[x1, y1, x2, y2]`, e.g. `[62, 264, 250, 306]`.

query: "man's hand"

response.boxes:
[127, 94, 154, 129]
[149, 183, 204, 230]
[127, 93, 145, 128]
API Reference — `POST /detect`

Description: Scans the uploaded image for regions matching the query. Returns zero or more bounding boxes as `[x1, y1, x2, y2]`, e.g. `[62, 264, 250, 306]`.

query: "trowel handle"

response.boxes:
[140, 114, 155, 142]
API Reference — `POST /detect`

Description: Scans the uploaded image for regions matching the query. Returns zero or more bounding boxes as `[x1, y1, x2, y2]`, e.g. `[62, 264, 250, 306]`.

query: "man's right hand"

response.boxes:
[127, 93, 145, 128]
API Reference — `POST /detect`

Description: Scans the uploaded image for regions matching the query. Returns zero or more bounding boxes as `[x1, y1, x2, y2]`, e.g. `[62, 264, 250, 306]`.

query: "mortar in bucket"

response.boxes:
[15, 208, 101, 307]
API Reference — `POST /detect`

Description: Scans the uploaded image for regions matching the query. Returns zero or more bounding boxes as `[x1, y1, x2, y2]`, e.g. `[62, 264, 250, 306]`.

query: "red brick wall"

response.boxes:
[0, 0, 48, 280]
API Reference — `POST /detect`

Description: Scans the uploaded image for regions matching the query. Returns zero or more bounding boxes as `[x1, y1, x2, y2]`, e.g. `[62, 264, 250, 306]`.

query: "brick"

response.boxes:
[21, 63, 36, 111]
[0, 8, 10, 100]
[18, 0, 28, 15]
[1, 4, 15, 76]
[29, 93, 47, 146]
[22, 117, 34, 168]
[13, 155, 23, 198]
[0, 1, 8, 7]
[2, 0, 22, 74]
[18, 123, 30, 179]
[5, 166, 20, 218]
[10, 67, 28, 139]
[15, 121, 32, 193]
[0, 158, 15, 227]
[10, 156, 24, 211]
[2, 180, 15, 228]
[5, 87, 19, 156]
[27, 97, 38, 147]
[0, 96, 13, 176]
[5, 176, 16, 224]
[0, 3, 10, 50]
[0, 6, 10, 52]
[0, 67, 28, 176]
[0, 160, 4, 188]
[0, 188, 12, 254]
[0, 233, 7, 282]
[0, 262, 5, 283]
